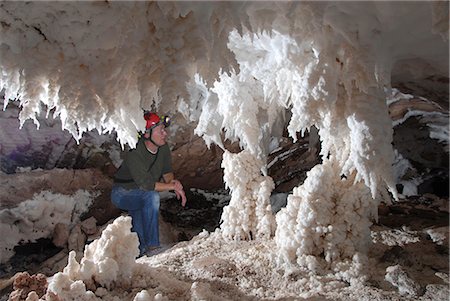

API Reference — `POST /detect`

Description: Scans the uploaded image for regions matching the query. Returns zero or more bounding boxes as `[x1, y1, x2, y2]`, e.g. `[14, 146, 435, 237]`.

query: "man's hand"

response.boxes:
[156, 175, 187, 206]
[175, 189, 187, 207]
[172, 180, 187, 207]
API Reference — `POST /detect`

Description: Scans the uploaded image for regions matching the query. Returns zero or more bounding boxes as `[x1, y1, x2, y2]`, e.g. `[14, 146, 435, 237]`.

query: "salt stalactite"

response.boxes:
[0, 2, 244, 149]
[220, 150, 275, 240]
[46, 216, 139, 300]
[1, 2, 445, 150]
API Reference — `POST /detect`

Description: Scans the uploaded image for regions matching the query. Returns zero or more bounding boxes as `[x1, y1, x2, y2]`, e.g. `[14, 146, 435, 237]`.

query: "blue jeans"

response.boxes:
[111, 186, 160, 254]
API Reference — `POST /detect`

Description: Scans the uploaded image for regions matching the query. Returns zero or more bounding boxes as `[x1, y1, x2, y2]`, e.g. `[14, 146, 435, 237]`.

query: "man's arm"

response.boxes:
[154, 172, 187, 207]
[162, 172, 174, 183]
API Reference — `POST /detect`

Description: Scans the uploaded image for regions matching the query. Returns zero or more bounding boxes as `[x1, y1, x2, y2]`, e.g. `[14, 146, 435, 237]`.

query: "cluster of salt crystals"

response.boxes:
[133, 290, 167, 301]
[46, 216, 139, 300]
[183, 74, 225, 150]
[267, 36, 397, 274]
[0, 190, 94, 264]
[0, 1, 148, 148]
[183, 29, 296, 161]
[220, 150, 275, 240]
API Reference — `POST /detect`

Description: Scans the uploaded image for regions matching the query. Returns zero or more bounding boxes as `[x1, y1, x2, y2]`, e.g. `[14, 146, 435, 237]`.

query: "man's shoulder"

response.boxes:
[125, 139, 146, 158]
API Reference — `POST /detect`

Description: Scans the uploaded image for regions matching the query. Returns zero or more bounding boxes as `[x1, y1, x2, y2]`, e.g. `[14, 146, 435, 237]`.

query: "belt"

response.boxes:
[114, 178, 134, 183]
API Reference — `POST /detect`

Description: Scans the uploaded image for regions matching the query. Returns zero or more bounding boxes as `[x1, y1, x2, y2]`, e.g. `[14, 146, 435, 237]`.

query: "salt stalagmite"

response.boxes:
[274, 160, 376, 278]
[220, 150, 275, 240]
[46, 216, 139, 300]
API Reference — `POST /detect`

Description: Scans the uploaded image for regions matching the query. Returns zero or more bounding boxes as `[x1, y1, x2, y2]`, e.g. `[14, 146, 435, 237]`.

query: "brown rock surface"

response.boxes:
[51, 223, 69, 248]
[7, 272, 47, 301]
[0, 169, 111, 209]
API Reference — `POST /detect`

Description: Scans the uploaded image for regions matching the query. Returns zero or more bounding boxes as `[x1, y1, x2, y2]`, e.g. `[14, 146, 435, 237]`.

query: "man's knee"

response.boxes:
[144, 191, 160, 209]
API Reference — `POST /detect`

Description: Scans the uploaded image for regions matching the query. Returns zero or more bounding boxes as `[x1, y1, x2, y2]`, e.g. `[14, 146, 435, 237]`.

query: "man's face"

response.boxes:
[151, 124, 168, 146]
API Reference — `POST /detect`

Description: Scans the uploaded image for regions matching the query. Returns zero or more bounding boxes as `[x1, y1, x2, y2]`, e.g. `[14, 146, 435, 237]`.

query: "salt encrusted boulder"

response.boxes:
[0, 189, 95, 264]
[0, 169, 110, 210]
[7, 272, 47, 301]
[0, 168, 121, 264]
[385, 264, 423, 296]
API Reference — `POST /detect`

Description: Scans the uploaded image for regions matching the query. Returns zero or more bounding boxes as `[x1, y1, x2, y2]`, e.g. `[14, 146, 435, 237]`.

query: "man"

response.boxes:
[111, 111, 187, 256]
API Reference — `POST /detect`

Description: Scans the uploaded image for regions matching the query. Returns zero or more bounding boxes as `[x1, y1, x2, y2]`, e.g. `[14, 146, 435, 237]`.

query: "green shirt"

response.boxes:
[114, 139, 172, 191]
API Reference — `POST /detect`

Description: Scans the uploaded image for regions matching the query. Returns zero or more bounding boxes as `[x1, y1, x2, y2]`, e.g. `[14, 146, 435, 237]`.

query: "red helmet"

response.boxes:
[144, 112, 161, 130]
[143, 111, 171, 132]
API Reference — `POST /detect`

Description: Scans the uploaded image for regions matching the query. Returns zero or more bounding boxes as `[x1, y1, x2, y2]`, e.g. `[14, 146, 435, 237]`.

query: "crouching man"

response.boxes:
[111, 112, 187, 256]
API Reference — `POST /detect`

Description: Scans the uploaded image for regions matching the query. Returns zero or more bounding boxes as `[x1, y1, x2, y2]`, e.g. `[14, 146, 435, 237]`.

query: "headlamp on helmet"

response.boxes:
[159, 115, 171, 127]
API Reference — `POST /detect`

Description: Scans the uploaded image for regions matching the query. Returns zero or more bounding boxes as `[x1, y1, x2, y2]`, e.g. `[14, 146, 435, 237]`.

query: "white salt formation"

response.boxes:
[0, 190, 94, 263]
[385, 265, 422, 296]
[46, 216, 140, 300]
[220, 150, 275, 240]
[43, 216, 215, 300]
